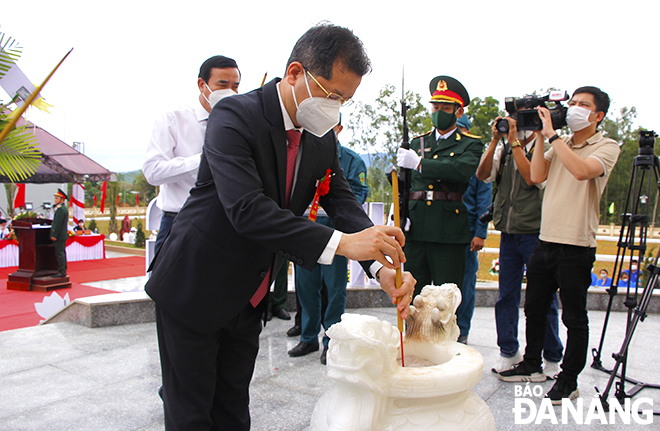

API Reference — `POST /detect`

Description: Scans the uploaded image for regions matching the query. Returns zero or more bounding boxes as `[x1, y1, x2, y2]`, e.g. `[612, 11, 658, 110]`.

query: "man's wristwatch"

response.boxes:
[510, 140, 522, 148]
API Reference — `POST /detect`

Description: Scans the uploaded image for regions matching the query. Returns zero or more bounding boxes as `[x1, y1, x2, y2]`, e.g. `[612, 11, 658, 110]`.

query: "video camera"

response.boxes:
[496, 90, 569, 133]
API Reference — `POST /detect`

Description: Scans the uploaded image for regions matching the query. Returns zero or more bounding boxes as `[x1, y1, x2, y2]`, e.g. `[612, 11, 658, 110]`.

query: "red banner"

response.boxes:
[13, 184, 25, 209]
[100, 181, 107, 213]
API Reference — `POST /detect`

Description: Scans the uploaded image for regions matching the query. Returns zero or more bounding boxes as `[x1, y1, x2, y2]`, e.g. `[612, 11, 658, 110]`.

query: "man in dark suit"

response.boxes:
[146, 23, 415, 431]
[50, 188, 69, 277]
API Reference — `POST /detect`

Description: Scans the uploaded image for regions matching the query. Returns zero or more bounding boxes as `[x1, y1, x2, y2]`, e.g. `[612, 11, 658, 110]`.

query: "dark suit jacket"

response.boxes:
[146, 78, 373, 334]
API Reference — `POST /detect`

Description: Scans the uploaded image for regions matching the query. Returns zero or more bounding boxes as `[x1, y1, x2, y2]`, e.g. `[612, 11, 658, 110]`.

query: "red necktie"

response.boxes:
[285, 130, 301, 207]
[250, 130, 301, 307]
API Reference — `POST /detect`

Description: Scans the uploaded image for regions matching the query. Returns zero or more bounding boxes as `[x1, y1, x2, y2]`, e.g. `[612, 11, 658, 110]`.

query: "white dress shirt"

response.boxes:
[142, 99, 208, 212]
[275, 83, 343, 266]
[275, 84, 380, 277]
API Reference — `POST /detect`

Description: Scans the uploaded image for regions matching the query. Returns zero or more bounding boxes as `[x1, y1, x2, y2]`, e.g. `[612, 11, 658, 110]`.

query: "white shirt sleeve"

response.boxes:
[318, 230, 342, 264]
[142, 111, 202, 186]
[318, 230, 381, 279]
[482, 142, 504, 183]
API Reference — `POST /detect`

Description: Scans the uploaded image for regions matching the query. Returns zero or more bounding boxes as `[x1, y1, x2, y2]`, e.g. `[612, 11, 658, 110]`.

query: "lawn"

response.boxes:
[476, 234, 643, 283]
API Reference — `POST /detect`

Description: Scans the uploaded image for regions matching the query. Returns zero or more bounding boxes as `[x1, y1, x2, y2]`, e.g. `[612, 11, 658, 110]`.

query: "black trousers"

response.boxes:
[524, 240, 595, 383]
[156, 303, 263, 431]
[53, 239, 67, 275]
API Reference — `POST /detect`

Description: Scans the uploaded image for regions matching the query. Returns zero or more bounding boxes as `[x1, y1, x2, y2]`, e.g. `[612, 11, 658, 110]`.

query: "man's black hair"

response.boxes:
[572, 86, 610, 125]
[286, 23, 372, 80]
[198, 55, 240, 83]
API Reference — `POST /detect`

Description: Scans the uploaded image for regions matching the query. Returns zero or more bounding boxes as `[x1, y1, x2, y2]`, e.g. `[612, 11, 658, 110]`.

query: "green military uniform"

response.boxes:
[403, 76, 483, 297]
[50, 189, 69, 276]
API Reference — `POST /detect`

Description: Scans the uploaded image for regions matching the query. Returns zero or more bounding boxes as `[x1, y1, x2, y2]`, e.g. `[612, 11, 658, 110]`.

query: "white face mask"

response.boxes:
[204, 84, 236, 109]
[631, 265, 638, 271]
[291, 74, 341, 138]
[566, 106, 595, 132]
[517, 130, 533, 141]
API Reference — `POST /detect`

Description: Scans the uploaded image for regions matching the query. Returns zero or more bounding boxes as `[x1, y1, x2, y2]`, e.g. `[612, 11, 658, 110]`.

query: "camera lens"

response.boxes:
[496, 118, 509, 134]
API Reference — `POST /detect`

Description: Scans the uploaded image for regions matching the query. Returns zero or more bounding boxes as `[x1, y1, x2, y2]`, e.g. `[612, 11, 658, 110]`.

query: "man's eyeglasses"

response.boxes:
[306, 70, 353, 107]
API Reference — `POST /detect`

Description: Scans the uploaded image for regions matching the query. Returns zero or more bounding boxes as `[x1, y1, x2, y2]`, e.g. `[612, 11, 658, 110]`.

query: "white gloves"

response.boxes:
[397, 148, 421, 170]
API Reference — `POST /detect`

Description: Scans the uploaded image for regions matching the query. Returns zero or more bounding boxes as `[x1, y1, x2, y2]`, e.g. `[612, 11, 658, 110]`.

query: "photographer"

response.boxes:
[498, 87, 620, 405]
[476, 114, 563, 377]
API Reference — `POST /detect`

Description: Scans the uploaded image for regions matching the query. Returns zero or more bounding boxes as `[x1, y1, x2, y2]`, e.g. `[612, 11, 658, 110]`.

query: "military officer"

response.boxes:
[50, 188, 69, 277]
[397, 75, 483, 297]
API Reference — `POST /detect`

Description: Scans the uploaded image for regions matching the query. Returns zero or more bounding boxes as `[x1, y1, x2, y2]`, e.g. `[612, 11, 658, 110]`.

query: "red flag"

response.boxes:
[13, 184, 26, 209]
[136, 193, 139, 206]
[100, 181, 107, 213]
[116, 194, 120, 205]
[93, 193, 97, 207]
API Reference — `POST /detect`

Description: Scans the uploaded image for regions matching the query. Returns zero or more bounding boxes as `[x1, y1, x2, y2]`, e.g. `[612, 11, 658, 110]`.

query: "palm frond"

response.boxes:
[0, 123, 41, 182]
[0, 31, 22, 80]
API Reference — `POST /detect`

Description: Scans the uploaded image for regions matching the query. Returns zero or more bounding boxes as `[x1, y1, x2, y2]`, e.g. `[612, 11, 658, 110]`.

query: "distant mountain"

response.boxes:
[360, 152, 388, 169]
[119, 169, 141, 184]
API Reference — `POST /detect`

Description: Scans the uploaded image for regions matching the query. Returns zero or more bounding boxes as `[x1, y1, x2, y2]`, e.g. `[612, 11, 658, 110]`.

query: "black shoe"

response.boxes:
[273, 308, 291, 320]
[288, 341, 319, 357]
[266, 309, 273, 321]
[498, 361, 546, 383]
[286, 324, 302, 337]
[545, 378, 579, 405]
[320, 345, 328, 365]
[52, 272, 66, 278]
[457, 335, 468, 345]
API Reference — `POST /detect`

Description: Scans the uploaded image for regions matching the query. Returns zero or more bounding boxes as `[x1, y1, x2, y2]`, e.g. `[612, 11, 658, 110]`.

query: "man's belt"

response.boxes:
[409, 190, 463, 202]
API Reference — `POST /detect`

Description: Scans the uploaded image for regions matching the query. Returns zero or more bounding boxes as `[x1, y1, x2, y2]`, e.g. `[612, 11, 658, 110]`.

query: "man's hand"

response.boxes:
[536, 107, 556, 139]
[471, 236, 485, 252]
[377, 267, 416, 319]
[336, 225, 406, 269]
[397, 147, 421, 170]
[504, 117, 519, 144]
[491, 116, 504, 141]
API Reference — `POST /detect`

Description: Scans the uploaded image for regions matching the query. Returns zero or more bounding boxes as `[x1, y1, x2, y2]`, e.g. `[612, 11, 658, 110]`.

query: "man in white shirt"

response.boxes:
[143, 55, 241, 253]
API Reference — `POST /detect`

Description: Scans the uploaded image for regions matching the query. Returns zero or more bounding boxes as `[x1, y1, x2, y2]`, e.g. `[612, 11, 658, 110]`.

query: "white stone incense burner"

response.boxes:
[310, 284, 495, 431]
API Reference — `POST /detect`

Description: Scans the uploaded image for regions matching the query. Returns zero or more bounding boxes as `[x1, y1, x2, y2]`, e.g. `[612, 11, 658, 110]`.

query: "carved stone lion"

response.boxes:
[310, 284, 495, 431]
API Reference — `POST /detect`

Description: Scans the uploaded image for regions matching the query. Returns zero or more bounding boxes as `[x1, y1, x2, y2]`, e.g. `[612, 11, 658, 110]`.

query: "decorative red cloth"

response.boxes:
[65, 234, 105, 247]
[0, 239, 19, 250]
[308, 169, 332, 222]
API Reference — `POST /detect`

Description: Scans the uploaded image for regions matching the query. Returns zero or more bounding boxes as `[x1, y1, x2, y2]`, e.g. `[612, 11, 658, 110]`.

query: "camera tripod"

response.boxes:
[592, 131, 660, 412]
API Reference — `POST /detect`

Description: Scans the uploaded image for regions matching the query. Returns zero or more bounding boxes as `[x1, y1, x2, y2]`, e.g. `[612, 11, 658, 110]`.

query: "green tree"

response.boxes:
[346, 84, 432, 208]
[4, 183, 16, 216]
[108, 181, 119, 235]
[132, 171, 158, 206]
[465, 96, 503, 143]
[599, 106, 645, 225]
[134, 222, 146, 248]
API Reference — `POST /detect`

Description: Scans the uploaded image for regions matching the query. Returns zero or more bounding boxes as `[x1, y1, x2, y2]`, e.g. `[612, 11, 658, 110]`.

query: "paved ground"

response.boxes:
[2, 304, 659, 430]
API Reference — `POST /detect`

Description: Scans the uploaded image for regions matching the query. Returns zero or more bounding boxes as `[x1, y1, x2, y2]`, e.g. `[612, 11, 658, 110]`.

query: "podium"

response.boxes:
[6, 218, 71, 291]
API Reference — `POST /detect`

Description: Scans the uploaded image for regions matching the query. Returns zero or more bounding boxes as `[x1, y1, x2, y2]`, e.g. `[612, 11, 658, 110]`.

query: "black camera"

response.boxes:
[479, 203, 494, 224]
[496, 90, 569, 133]
[639, 130, 657, 149]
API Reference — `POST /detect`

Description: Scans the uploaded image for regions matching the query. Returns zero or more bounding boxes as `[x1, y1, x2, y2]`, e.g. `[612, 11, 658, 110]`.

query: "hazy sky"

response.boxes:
[3, 0, 657, 173]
